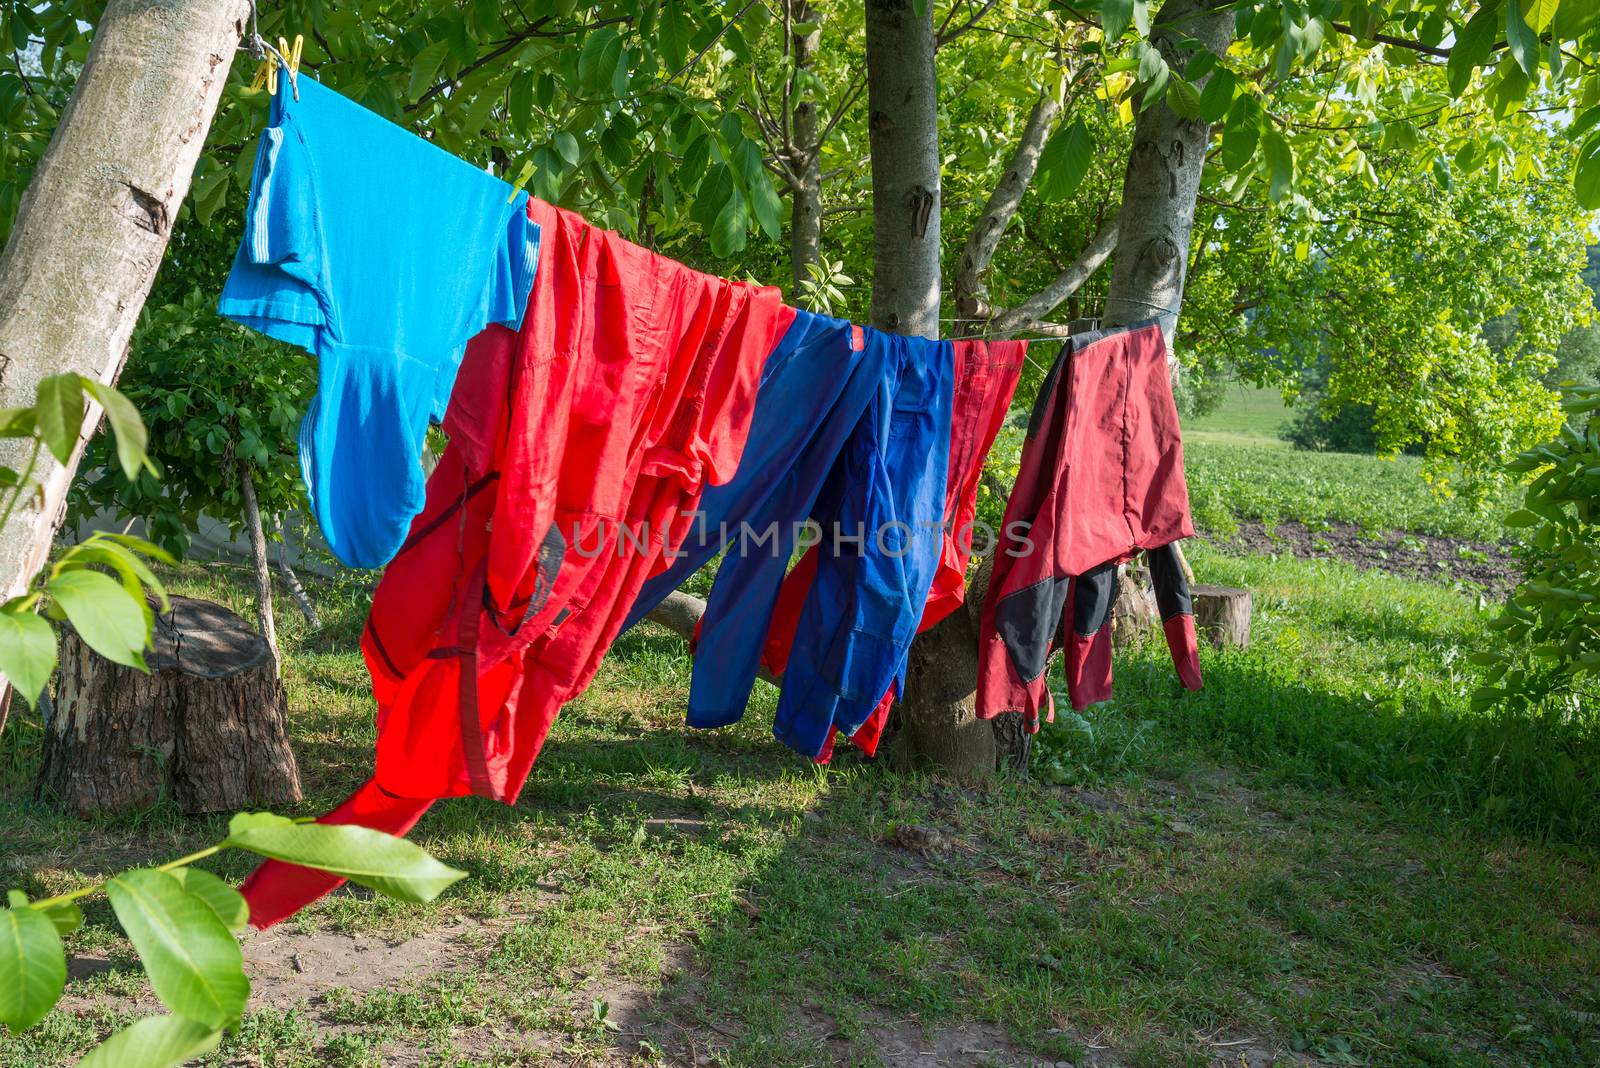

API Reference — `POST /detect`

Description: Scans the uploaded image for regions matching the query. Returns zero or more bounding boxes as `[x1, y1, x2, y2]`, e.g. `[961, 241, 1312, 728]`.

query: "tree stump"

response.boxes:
[1110, 564, 1158, 650]
[1192, 584, 1253, 649]
[38, 596, 302, 816]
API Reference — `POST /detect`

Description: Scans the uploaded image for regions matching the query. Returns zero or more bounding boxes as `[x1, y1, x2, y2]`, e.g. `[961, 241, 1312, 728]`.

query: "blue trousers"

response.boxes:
[624, 311, 953, 758]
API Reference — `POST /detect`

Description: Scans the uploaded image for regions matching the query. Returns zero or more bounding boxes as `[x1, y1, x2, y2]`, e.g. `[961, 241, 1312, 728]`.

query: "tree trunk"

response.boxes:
[1101, 0, 1233, 338]
[788, 0, 824, 294]
[37, 596, 301, 817]
[894, 0, 1232, 776]
[0, 0, 249, 706]
[239, 465, 280, 670]
[1102, 0, 1231, 629]
[864, 0, 941, 337]
[863, 0, 1011, 776]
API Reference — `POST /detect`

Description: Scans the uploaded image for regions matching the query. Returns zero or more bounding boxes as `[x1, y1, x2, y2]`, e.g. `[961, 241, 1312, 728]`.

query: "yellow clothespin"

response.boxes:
[250, 33, 302, 96]
[250, 53, 273, 93]
[281, 35, 303, 79]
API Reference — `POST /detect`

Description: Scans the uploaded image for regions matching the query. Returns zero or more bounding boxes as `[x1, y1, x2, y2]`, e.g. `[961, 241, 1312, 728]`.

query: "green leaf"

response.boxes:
[66, 539, 169, 613]
[40, 902, 82, 937]
[1198, 67, 1236, 123]
[1166, 77, 1202, 120]
[1505, 0, 1541, 78]
[577, 27, 623, 93]
[0, 406, 35, 437]
[225, 823, 467, 904]
[169, 869, 249, 934]
[48, 568, 149, 670]
[96, 532, 178, 566]
[709, 193, 748, 258]
[1572, 106, 1600, 142]
[77, 1015, 223, 1068]
[1221, 96, 1262, 171]
[732, 139, 783, 241]
[1504, 508, 1543, 528]
[0, 903, 65, 1034]
[407, 40, 449, 103]
[659, 2, 690, 70]
[1263, 129, 1295, 202]
[33, 373, 84, 464]
[0, 605, 55, 708]
[1102, 0, 1134, 43]
[552, 131, 580, 166]
[106, 869, 248, 1030]
[227, 811, 294, 837]
[1526, 0, 1560, 32]
[1037, 118, 1093, 202]
[1575, 135, 1600, 210]
[1447, 2, 1502, 97]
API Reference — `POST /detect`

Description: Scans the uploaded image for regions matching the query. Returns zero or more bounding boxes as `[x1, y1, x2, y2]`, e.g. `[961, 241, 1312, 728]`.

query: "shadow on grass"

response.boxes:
[1096, 646, 1600, 848]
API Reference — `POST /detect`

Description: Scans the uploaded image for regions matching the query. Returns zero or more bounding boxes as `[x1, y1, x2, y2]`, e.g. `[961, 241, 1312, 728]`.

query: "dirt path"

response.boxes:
[1212, 520, 1520, 596]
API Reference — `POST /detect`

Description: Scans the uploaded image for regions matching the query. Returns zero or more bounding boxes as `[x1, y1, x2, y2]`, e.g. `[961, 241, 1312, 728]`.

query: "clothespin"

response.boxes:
[506, 158, 534, 205]
[249, 33, 302, 96]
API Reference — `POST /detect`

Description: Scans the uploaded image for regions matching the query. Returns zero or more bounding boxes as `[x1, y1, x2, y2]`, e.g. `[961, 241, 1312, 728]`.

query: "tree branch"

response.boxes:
[816, 70, 867, 150]
[988, 218, 1120, 337]
[1329, 21, 1513, 61]
[937, 0, 1001, 48]
[953, 89, 1063, 316]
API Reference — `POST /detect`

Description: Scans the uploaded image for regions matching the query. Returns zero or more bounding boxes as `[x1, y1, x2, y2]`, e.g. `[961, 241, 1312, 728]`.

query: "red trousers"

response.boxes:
[241, 200, 791, 927]
[756, 339, 1028, 761]
[977, 322, 1199, 730]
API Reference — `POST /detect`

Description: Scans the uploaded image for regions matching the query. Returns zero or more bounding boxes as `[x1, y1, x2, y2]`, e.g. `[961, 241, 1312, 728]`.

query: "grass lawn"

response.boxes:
[1181, 383, 1296, 448]
[2, 530, 1597, 1066]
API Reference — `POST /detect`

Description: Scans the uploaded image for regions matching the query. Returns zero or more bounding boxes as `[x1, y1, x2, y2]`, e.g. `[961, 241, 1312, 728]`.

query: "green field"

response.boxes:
[1182, 383, 1296, 447]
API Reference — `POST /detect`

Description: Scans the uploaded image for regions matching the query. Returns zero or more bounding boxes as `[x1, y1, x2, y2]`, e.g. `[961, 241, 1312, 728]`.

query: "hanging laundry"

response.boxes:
[977, 321, 1201, 729]
[804, 338, 1028, 762]
[238, 198, 791, 928]
[218, 75, 539, 568]
[623, 319, 955, 759]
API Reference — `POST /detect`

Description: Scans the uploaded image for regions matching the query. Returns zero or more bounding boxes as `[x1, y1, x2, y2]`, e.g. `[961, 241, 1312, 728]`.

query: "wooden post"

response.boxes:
[1192, 584, 1252, 649]
[239, 465, 280, 670]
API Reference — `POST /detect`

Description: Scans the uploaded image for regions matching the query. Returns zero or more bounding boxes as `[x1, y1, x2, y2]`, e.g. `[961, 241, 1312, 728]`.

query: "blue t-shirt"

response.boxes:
[219, 74, 539, 568]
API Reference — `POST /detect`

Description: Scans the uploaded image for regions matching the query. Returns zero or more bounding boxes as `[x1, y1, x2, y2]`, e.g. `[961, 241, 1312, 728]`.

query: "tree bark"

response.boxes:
[0, 0, 250, 702]
[238, 465, 279, 670]
[37, 596, 301, 817]
[1101, 0, 1233, 339]
[788, 0, 824, 294]
[864, 0, 941, 337]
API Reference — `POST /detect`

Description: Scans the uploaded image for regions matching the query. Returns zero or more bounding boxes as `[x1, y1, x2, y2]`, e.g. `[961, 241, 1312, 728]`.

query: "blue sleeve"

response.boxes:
[218, 121, 329, 350]
[241, 125, 321, 272]
[685, 496, 801, 728]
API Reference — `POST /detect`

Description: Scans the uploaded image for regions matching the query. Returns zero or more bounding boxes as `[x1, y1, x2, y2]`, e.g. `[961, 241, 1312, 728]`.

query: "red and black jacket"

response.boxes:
[977, 320, 1201, 730]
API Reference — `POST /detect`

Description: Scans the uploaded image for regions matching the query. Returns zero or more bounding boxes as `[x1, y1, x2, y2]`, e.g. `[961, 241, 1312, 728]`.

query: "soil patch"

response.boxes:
[1212, 520, 1519, 595]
